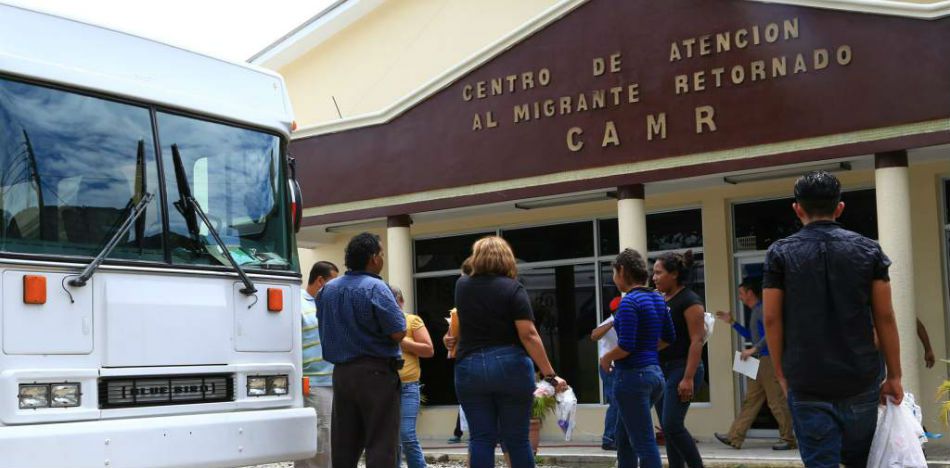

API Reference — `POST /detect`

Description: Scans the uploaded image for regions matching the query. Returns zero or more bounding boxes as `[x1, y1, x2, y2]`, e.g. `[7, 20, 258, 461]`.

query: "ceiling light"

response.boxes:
[723, 162, 851, 185]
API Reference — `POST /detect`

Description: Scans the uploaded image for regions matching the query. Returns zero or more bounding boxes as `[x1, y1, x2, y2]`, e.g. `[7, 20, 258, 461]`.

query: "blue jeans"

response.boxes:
[398, 381, 427, 468]
[599, 366, 619, 445]
[787, 384, 880, 467]
[614, 365, 665, 468]
[455, 346, 535, 468]
[655, 362, 705, 468]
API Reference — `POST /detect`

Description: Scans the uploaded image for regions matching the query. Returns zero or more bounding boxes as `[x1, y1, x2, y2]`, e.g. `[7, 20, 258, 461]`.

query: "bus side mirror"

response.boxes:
[288, 156, 303, 234]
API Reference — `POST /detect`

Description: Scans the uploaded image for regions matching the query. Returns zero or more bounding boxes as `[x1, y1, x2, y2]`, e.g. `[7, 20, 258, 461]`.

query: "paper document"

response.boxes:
[732, 351, 760, 380]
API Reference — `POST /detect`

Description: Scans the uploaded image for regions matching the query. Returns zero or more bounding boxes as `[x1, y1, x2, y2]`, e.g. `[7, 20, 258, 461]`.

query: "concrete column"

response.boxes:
[874, 151, 919, 397]
[617, 184, 648, 255]
[386, 214, 415, 314]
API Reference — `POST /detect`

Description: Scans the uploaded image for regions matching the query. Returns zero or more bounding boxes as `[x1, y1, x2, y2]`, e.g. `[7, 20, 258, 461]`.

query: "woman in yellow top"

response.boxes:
[391, 285, 434, 468]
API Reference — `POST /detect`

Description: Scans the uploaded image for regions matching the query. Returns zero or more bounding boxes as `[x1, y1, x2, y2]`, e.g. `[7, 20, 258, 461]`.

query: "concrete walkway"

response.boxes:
[423, 438, 950, 467]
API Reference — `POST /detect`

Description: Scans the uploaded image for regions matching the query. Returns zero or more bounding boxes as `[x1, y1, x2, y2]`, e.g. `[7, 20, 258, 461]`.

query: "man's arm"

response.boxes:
[763, 288, 786, 394]
[872, 279, 903, 404]
[590, 316, 614, 341]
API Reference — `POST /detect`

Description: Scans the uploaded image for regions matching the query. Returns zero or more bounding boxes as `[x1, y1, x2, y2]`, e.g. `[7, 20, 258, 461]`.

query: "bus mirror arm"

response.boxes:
[186, 195, 258, 298]
[68, 192, 155, 290]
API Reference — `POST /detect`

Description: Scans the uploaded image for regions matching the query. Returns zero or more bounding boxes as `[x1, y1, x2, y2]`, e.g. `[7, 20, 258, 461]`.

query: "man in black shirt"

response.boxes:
[763, 171, 903, 468]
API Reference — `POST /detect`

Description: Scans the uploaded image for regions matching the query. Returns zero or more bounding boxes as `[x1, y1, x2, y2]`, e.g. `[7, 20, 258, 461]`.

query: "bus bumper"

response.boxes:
[0, 407, 317, 468]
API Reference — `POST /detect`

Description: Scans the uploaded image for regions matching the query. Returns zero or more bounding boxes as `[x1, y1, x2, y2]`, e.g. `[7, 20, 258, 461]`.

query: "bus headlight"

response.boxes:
[18, 384, 50, 409]
[50, 383, 81, 408]
[268, 375, 289, 395]
[247, 376, 268, 397]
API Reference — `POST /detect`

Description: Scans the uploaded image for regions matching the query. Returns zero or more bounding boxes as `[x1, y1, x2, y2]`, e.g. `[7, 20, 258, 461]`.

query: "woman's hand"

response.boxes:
[443, 333, 457, 350]
[678, 377, 694, 402]
[554, 376, 569, 393]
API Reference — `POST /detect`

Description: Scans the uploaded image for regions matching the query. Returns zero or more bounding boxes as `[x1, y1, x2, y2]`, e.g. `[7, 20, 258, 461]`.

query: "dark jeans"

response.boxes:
[455, 346, 536, 468]
[655, 361, 705, 468]
[614, 365, 665, 468]
[787, 384, 881, 467]
[599, 366, 619, 445]
[331, 357, 402, 468]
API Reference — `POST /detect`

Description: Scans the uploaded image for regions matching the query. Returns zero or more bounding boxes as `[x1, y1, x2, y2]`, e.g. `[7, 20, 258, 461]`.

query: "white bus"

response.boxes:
[0, 4, 315, 467]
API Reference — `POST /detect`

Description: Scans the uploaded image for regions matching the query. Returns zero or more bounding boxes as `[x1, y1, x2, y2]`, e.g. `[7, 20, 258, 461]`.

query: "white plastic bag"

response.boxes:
[702, 311, 715, 344]
[555, 387, 577, 441]
[867, 394, 927, 468]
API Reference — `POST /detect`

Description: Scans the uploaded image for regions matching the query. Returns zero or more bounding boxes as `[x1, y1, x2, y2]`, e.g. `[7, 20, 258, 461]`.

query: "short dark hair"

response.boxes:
[739, 277, 762, 298]
[307, 261, 338, 285]
[612, 248, 648, 285]
[344, 232, 382, 271]
[794, 170, 841, 217]
[656, 250, 695, 286]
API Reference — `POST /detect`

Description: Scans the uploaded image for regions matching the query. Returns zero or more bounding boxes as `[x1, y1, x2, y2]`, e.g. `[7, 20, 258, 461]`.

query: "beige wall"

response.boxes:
[277, 0, 560, 127]
[297, 160, 950, 442]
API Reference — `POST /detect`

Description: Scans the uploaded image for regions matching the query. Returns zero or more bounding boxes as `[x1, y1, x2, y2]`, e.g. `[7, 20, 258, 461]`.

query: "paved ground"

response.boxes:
[246, 437, 950, 467]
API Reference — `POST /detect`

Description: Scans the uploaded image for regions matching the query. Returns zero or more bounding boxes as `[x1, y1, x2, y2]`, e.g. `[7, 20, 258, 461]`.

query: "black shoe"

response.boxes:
[772, 442, 796, 451]
[714, 433, 739, 449]
[601, 442, 617, 451]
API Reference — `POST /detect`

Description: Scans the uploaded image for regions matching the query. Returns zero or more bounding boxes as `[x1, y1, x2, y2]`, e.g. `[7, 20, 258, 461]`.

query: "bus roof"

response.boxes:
[0, 3, 294, 137]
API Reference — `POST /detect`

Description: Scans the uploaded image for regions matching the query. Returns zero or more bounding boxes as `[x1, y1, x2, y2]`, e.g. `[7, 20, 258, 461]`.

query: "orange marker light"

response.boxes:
[302, 377, 310, 396]
[267, 288, 283, 312]
[23, 275, 47, 305]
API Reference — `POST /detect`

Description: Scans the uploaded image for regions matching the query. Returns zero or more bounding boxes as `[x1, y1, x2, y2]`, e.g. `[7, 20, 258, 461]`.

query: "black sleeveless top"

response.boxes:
[659, 287, 704, 363]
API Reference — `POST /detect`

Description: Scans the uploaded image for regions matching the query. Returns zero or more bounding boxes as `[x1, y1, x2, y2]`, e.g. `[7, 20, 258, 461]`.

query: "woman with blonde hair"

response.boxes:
[451, 236, 566, 468]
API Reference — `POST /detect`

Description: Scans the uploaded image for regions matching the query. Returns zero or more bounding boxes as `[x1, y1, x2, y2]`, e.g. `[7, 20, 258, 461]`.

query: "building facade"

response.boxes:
[255, 0, 950, 443]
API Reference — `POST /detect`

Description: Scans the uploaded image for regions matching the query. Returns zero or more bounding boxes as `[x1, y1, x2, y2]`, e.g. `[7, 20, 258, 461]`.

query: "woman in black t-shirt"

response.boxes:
[652, 251, 706, 468]
[448, 236, 567, 468]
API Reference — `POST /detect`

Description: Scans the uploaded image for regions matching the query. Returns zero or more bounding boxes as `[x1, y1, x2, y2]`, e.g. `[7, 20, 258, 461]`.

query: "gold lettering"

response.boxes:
[711, 68, 725, 88]
[682, 37, 696, 58]
[675, 75, 689, 95]
[559, 96, 573, 115]
[472, 113, 483, 131]
[794, 53, 807, 73]
[752, 25, 760, 45]
[602, 121, 620, 147]
[476, 81, 487, 99]
[532, 102, 541, 119]
[490, 78, 503, 96]
[695, 106, 717, 134]
[522, 72, 535, 90]
[647, 113, 667, 141]
[716, 32, 731, 53]
[513, 104, 530, 123]
[731, 65, 745, 84]
[627, 84, 640, 103]
[699, 35, 712, 56]
[593, 57, 606, 76]
[765, 23, 780, 43]
[813, 49, 828, 70]
[735, 29, 749, 48]
[576, 93, 589, 112]
[506, 74, 518, 92]
[486, 111, 497, 128]
[836, 45, 852, 66]
[462, 85, 473, 102]
[750, 60, 766, 81]
[693, 71, 706, 92]
[669, 43, 682, 62]
[784, 18, 799, 40]
[609, 86, 624, 105]
[567, 127, 584, 152]
[592, 90, 606, 109]
[610, 52, 622, 73]
[543, 99, 556, 117]
[538, 68, 551, 86]
[772, 56, 787, 77]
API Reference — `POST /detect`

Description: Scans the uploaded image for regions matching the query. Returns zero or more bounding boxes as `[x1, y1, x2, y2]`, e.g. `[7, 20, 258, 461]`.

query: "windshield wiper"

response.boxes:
[170, 144, 257, 296]
[68, 192, 154, 288]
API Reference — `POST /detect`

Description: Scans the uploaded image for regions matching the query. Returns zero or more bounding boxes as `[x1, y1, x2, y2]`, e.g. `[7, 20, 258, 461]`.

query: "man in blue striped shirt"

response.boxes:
[316, 233, 406, 468]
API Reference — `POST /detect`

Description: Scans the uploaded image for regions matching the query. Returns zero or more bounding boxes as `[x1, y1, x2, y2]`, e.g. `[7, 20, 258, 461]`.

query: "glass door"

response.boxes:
[733, 254, 778, 437]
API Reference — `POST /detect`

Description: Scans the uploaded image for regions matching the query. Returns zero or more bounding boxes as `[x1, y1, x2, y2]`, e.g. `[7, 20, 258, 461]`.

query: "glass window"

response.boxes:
[521, 264, 599, 403]
[415, 232, 493, 273]
[733, 189, 877, 251]
[599, 209, 703, 256]
[0, 77, 163, 260]
[502, 222, 594, 263]
[416, 275, 462, 405]
[157, 112, 292, 271]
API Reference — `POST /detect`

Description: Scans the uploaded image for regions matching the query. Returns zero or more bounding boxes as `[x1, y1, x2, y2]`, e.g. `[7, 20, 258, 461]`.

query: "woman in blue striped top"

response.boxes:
[599, 249, 676, 468]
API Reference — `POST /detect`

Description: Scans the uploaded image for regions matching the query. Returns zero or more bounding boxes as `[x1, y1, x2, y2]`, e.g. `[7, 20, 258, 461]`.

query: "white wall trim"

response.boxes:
[745, 0, 950, 19]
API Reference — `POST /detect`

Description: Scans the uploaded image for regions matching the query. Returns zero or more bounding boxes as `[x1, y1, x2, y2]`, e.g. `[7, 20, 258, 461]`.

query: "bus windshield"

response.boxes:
[0, 76, 293, 271]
